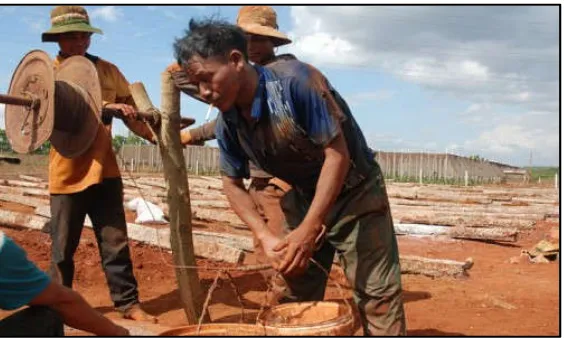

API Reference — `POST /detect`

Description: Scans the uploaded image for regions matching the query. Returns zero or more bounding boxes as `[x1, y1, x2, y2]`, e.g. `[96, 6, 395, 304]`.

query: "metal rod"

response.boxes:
[0, 94, 33, 107]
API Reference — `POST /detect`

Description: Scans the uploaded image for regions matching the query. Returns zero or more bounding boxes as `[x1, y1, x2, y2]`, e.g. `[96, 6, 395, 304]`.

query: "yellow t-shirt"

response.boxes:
[48, 55, 132, 194]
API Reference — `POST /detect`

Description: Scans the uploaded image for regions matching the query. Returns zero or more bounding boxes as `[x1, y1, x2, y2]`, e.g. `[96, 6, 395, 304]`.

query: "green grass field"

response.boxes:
[525, 166, 559, 181]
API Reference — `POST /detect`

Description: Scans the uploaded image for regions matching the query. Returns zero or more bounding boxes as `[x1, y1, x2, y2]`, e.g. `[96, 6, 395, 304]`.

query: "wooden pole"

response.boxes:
[130, 80, 204, 324]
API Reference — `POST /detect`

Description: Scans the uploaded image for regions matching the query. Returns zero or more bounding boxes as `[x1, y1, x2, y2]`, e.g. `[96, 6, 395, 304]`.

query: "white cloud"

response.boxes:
[346, 90, 395, 106]
[285, 5, 559, 165]
[91, 6, 123, 22]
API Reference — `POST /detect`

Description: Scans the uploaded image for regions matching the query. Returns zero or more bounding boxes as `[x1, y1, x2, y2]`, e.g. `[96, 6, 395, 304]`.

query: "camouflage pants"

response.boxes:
[279, 170, 406, 336]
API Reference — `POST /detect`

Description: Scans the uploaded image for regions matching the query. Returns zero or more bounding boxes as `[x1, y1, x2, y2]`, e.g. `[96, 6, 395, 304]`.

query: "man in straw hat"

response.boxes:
[41, 5, 156, 323]
[167, 5, 296, 299]
[173, 18, 406, 336]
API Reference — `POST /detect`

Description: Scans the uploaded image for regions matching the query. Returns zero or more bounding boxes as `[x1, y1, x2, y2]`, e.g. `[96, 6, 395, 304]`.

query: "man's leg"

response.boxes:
[276, 188, 335, 303]
[49, 192, 88, 288]
[86, 178, 149, 319]
[0, 306, 64, 336]
[335, 206, 406, 336]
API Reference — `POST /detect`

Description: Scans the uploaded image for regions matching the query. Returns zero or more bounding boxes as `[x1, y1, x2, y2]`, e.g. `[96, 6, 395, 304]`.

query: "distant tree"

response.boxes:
[469, 154, 485, 162]
[112, 135, 127, 152]
[112, 133, 149, 152]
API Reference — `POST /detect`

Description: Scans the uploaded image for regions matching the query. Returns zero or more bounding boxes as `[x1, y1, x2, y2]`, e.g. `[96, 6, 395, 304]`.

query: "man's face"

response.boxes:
[184, 53, 242, 112]
[246, 34, 275, 66]
[57, 32, 91, 56]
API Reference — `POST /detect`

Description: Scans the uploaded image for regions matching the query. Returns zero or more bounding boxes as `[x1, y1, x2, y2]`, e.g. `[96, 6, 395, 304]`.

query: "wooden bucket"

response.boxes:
[257, 301, 354, 336]
[158, 323, 266, 336]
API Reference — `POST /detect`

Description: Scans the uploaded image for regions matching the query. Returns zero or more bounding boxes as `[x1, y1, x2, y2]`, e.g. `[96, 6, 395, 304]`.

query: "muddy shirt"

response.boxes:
[170, 56, 298, 180]
[216, 60, 377, 196]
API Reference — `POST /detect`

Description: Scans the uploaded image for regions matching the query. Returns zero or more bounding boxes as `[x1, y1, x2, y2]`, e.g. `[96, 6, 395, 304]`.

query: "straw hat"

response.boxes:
[42, 6, 103, 42]
[236, 6, 292, 47]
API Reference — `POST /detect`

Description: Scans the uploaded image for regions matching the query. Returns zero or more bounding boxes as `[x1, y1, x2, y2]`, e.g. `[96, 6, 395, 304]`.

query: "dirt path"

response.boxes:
[0, 217, 558, 336]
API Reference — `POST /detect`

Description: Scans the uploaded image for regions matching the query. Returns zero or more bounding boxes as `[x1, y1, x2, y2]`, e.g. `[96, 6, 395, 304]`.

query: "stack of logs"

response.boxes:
[0, 174, 558, 279]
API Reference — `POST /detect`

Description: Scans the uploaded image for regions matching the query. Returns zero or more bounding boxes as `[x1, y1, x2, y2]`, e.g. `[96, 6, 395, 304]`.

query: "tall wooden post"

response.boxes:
[130, 80, 204, 325]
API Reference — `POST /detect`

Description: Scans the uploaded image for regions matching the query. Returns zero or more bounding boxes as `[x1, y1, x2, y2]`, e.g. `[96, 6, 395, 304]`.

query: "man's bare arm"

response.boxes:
[222, 176, 283, 264]
[275, 130, 350, 275]
[29, 282, 129, 336]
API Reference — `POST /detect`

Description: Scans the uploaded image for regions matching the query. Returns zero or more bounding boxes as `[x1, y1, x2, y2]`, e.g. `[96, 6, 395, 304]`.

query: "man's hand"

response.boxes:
[273, 222, 323, 277]
[105, 103, 137, 119]
[258, 230, 285, 268]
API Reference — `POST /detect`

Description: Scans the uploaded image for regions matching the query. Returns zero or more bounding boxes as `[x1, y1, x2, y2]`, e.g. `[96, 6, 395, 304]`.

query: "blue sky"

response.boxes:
[0, 4, 559, 166]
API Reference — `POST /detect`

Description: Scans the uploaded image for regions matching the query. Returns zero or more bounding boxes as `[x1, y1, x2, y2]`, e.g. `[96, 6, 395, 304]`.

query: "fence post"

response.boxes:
[419, 168, 423, 185]
[555, 173, 559, 190]
[464, 170, 468, 187]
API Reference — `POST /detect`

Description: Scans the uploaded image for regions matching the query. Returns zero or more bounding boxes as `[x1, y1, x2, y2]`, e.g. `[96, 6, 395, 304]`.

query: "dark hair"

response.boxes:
[173, 17, 248, 67]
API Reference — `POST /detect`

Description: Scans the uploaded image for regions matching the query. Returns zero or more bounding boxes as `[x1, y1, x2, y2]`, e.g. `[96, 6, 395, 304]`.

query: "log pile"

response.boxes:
[0, 173, 559, 278]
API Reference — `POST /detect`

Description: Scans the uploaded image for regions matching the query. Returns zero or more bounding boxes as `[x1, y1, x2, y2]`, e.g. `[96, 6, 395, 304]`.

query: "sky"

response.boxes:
[0, 4, 559, 166]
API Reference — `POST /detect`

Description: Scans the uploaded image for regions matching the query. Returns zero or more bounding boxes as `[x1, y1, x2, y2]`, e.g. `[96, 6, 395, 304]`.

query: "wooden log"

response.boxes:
[121, 179, 155, 191]
[394, 223, 518, 242]
[188, 187, 226, 200]
[512, 197, 559, 205]
[135, 178, 168, 189]
[0, 185, 49, 197]
[399, 255, 473, 278]
[391, 206, 545, 222]
[136, 76, 203, 324]
[123, 188, 166, 199]
[19, 207, 246, 264]
[0, 193, 48, 208]
[192, 207, 245, 227]
[7, 206, 474, 279]
[390, 201, 558, 216]
[18, 175, 44, 183]
[187, 177, 224, 191]
[192, 230, 254, 252]
[397, 213, 535, 230]
[0, 179, 48, 189]
[190, 200, 231, 209]
[0, 208, 49, 231]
